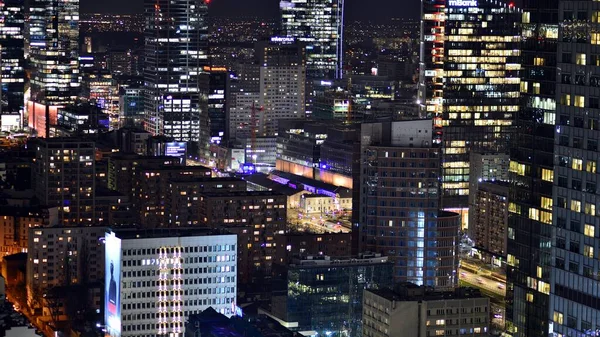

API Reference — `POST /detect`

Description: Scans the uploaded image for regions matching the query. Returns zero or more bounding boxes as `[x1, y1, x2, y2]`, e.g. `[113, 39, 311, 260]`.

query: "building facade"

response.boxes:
[280, 0, 344, 79]
[363, 284, 490, 337]
[441, 0, 520, 210]
[549, 1, 600, 336]
[105, 229, 237, 337]
[27, 0, 80, 136]
[269, 255, 393, 337]
[143, 0, 210, 157]
[32, 138, 96, 226]
[505, 0, 558, 335]
[0, 0, 25, 124]
[358, 120, 460, 288]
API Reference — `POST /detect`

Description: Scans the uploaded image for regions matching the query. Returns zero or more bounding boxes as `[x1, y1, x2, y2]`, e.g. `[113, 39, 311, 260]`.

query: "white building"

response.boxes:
[105, 228, 237, 337]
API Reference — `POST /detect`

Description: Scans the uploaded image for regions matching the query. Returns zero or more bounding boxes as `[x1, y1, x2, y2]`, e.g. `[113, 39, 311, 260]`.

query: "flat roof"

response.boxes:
[110, 227, 235, 240]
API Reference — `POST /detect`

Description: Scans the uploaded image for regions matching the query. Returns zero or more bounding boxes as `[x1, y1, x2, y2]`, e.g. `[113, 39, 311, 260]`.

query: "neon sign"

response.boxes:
[448, 0, 477, 6]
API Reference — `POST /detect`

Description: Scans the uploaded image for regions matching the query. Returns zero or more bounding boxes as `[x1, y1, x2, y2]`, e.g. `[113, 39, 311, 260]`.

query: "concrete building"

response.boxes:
[27, 226, 107, 317]
[0, 206, 58, 256]
[105, 228, 237, 337]
[32, 138, 96, 226]
[274, 231, 352, 265]
[469, 181, 509, 264]
[199, 191, 287, 284]
[362, 284, 490, 337]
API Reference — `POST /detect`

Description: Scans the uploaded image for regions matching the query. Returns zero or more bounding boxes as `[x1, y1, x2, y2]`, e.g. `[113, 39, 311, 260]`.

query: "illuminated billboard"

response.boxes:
[165, 142, 187, 160]
[105, 231, 121, 337]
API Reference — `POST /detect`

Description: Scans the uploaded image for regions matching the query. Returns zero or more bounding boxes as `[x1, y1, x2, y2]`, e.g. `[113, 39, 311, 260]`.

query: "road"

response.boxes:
[459, 267, 506, 298]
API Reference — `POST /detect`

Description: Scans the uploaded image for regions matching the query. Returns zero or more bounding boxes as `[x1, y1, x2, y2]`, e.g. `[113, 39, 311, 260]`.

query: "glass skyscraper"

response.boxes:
[143, 0, 210, 157]
[280, 0, 344, 79]
[27, 0, 80, 137]
[505, 0, 558, 336]
[0, 0, 25, 120]
[442, 0, 520, 210]
[550, 1, 600, 336]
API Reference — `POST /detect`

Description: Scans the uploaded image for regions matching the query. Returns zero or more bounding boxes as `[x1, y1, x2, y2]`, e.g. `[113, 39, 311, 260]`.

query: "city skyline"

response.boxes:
[79, 0, 421, 21]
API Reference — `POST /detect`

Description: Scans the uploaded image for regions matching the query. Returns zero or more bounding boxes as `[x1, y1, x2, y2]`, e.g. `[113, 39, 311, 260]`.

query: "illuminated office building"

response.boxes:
[441, 0, 520, 210]
[280, 0, 344, 79]
[143, 0, 210, 157]
[548, 1, 600, 336]
[504, 0, 557, 336]
[0, 0, 25, 124]
[27, 0, 80, 137]
[418, 0, 445, 123]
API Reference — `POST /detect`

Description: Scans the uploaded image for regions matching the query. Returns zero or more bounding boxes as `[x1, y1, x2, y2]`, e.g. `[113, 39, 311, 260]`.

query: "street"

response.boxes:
[459, 267, 506, 298]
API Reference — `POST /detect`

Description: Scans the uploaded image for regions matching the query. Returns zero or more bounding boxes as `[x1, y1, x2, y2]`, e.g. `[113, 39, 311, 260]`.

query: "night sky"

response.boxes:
[79, 0, 420, 21]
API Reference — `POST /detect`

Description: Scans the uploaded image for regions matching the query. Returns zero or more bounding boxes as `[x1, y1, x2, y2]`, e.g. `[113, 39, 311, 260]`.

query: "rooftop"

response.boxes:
[290, 254, 389, 268]
[110, 227, 235, 240]
[368, 283, 487, 302]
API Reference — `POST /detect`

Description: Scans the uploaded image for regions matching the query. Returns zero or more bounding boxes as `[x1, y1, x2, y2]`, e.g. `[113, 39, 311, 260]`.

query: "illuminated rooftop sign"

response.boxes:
[448, 0, 478, 6]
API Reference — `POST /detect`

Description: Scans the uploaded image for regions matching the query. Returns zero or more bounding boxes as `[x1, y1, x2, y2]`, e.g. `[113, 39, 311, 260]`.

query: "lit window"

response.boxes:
[541, 168, 554, 182]
[572, 158, 583, 170]
[541, 196, 553, 210]
[533, 82, 541, 95]
[585, 245, 595, 258]
[529, 208, 540, 221]
[594, 11, 600, 23]
[577, 53, 587, 65]
[538, 281, 550, 295]
[574, 95, 585, 108]
[533, 57, 545, 66]
[587, 161, 597, 173]
[571, 200, 582, 212]
[526, 293, 534, 302]
[585, 203, 596, 216]
[561, 94, 571, 106]
[436, 319, 445, 325]
[585, 224, 595, 237]
[554, 311, 564, 325]
[593, 33, 600, 45]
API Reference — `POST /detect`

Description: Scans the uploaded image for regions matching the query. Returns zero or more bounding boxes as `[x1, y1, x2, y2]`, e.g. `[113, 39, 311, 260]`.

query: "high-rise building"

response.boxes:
[208, 68, 228, 144]
[358, 120, 460, 288]
[280, 0, 344, 79]
[27, 226, 106, 318]
[32, 138, 96, 226]
[441, 0, 520, 210]
[256, 39, 306, 137]
[549, 1, 600, 336]
[418, 0, 445, 120]
[0, 0, 25, 125]
[104, 228, 238, 337]
[27, 0, 80, 137]
[505, 0, 558, 336]
[143, 0, 210, 157]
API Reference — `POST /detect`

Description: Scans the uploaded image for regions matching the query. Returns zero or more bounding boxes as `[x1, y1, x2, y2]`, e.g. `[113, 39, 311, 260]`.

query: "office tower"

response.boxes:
[279, 0, 344, 79]
[27, 0, 80, 137]
[363, 284, 490, 337]
[418, 0, 445, 120]
[27, 227, 106, 317]
[358, 120, 460, 288]
[104, 229, 238, 337]
[469, 181, 509, 263]
[549, 1, 600, 336]
[269, 254, 393, 337]
[119, 85, 144, 128]
[256, 39, 306, 137]
[0, 0, 25, 126]
[208, 68, 228, 144]
[505, 0, 558, 336]
[441, 0, 520, 211]
[143, 0, 210, 157]
[32, 138, 96, 226]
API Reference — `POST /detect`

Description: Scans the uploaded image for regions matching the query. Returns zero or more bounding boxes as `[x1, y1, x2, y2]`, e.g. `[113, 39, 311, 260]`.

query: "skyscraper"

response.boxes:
[143, 0, 210, 157]
[418, 0, 445, 121]
[549, 1, 600, 336]
[27, 0, 80, 137]
[358, 120, 460, 288]
[0, 0, 25, 125]
[441, 0, 520, 210]
[505, 0, 558, 336]
[280, 0, 344, 79]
